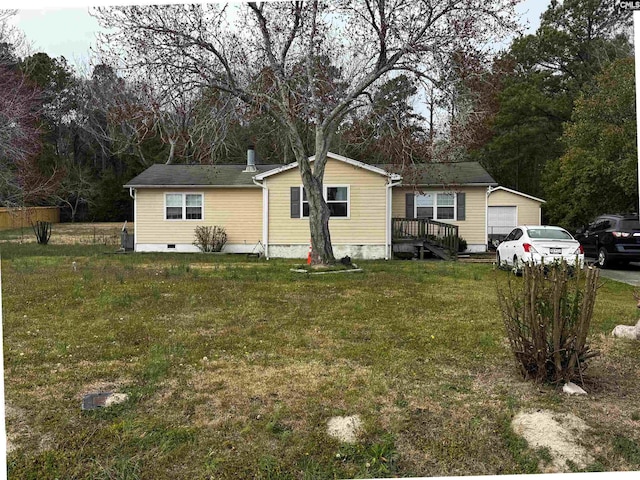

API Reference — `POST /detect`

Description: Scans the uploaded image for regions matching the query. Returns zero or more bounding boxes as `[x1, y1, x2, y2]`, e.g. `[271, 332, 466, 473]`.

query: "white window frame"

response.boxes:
[299, 185, 350, 219]
[164, 192, 204, 221]
[414, 192, 457, 221]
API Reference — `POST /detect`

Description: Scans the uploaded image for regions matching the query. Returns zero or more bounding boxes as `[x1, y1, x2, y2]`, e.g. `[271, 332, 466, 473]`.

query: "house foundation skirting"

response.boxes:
[465, 244, 488, 253]
[135, 243, 263, 254]
[268, 244, 386, 260]
[135, 242, 485, 256]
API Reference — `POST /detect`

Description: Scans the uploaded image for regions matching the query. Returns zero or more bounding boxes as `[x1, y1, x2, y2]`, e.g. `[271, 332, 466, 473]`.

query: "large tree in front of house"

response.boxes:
[93, 1, 517, 264]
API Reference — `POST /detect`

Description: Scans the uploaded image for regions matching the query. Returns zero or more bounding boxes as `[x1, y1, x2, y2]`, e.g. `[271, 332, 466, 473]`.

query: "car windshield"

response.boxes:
[527, 228, 572, 240]
[621, 220, 640, 230]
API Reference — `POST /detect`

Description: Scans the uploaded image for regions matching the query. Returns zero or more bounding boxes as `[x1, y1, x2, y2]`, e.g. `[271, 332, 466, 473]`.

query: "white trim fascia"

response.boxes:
[254, 162, 299, 180]
[539, 203, 542, 225]
[124, 184, 261, 189]
[386, 179, 402, 260]
[485, 186, 489, 247]
[131, 188, 137, 252]
[488, 186, 546, 203]
[253, 177, 269, 259]
[409, 182, 498, 188]
[313, 152, 402, 179]
[254, 152, 402, 181]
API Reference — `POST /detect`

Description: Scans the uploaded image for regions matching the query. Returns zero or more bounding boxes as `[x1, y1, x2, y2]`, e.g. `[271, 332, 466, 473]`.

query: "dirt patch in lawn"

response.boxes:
[5, 404, 31, 453]
[327, 415, 362, 443]
[5, 403, 56, 454]
[512, 410, 592, 472]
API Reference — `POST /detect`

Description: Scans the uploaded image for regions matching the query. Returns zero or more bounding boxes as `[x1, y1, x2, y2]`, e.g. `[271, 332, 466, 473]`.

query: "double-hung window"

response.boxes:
[165, 193, 203, 220]
[415, 192, 456, 220]
[298, 185, 349, 218]
[436, 193, 455, 219]
[325, 186, 349, 217]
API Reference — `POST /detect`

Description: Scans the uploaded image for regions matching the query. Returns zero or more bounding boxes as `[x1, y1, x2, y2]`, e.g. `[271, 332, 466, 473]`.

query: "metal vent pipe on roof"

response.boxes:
[244, 145, 257, 173]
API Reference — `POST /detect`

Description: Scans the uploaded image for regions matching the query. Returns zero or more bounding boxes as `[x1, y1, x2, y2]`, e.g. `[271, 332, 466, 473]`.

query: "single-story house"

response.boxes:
[124, 150, 544, 259]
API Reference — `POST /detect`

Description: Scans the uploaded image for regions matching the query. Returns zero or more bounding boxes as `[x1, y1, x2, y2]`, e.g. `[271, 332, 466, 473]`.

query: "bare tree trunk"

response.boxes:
[288, 127, 335, 265]
[306, 175, 333, 264]
[166, 139, 176, 164]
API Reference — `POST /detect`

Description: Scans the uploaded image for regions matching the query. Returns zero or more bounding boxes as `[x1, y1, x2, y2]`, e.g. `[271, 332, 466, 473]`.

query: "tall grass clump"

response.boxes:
[193, 225, 227, 252]
[497, 262, 600, 385]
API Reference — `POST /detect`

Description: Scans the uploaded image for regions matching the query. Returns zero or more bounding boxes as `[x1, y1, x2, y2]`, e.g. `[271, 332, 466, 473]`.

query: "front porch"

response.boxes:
[392, 218, 460, 260]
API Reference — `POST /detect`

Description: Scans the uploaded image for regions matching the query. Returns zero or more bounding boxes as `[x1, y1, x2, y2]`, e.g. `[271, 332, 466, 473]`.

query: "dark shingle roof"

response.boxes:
[124, 160, 496, 188]
[124, 164, 282, 187]
[376, 161, 497, 186]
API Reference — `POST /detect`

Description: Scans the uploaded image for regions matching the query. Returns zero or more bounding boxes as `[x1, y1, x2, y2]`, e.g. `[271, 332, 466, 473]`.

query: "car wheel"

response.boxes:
[597, 247, 610, 268]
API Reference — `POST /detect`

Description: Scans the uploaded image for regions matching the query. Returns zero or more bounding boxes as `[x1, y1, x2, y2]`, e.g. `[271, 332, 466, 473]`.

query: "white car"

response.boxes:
[496, 225, 584, 272]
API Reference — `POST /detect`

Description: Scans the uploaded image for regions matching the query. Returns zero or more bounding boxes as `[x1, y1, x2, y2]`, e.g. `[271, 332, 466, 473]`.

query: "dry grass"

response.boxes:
[0, 222, 126, 246]
[2, 231, 640, 478]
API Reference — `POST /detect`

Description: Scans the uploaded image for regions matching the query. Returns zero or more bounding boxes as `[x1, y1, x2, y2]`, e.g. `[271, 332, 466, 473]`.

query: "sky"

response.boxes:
[5, 0, 552, 74]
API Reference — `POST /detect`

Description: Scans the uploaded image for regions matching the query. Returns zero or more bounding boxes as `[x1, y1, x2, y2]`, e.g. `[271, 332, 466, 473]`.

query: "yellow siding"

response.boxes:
[392, 186, 488, 245]
[136, 188, 262, 245]
[267, 158, 387, 244]
[488, 190, 542, 225]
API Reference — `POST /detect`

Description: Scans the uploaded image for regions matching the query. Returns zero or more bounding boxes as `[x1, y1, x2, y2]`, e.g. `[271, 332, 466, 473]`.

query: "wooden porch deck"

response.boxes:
[392, 218, 459, 260]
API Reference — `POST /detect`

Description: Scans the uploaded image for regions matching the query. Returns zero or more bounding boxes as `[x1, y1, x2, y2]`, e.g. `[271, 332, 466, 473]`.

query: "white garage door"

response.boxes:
[488, 206, 517, 237]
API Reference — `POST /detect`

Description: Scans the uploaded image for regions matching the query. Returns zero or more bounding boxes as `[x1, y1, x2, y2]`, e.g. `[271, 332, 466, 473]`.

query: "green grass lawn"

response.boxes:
[2, 230, 640, 479]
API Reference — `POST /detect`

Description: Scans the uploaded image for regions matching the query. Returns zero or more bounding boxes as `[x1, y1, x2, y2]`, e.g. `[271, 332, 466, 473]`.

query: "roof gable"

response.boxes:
[489, 186, 546, 203]
[253, 152, 401, 181]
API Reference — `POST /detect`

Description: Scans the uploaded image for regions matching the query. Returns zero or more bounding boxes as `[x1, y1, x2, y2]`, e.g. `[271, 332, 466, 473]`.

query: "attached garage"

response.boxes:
[487, 187, 545, 247]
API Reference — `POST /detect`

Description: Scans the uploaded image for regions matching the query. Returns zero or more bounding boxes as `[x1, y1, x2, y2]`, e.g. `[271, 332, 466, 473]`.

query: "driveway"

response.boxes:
[588, 260, 640, 287]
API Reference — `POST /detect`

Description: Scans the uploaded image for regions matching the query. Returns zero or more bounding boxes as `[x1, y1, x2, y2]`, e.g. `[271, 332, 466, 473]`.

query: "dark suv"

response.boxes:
[575, 214, 640, 268]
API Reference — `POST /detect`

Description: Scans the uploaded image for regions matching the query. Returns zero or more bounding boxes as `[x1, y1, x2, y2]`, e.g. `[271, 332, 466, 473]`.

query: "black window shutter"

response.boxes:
[290, 187, 300, 218]
[405, 193, 415, 219]
[457, 192, 466, 221]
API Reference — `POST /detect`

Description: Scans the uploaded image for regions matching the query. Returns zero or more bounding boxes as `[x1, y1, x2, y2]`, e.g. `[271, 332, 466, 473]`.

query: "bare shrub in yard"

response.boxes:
[193, 225, 227, 252]
[497, 262, 600, 385]
[31, 221, 52, 245]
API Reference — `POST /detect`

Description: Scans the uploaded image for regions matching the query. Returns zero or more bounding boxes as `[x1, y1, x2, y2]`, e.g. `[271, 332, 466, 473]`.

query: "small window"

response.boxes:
[436, 193, 455, 220]
[326, 187, 348, 217]
[300, 186, 349, 218]
[185, 194, 203, 220]
[302, 188, 309, 217]
[513, 229, 523, 241]
[414, 192, 456, 220]
[165, 193, 203, 220]
[166, 194, 183, 220]
[416, 194, 434, 219]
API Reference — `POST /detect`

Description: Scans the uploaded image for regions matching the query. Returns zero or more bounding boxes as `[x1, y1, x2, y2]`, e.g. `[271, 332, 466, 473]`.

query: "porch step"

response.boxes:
[422, 242, 454, 261]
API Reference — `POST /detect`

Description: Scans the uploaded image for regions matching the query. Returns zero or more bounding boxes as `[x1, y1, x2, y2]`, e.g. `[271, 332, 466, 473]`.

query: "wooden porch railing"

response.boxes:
[392, 217, 459, 256]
